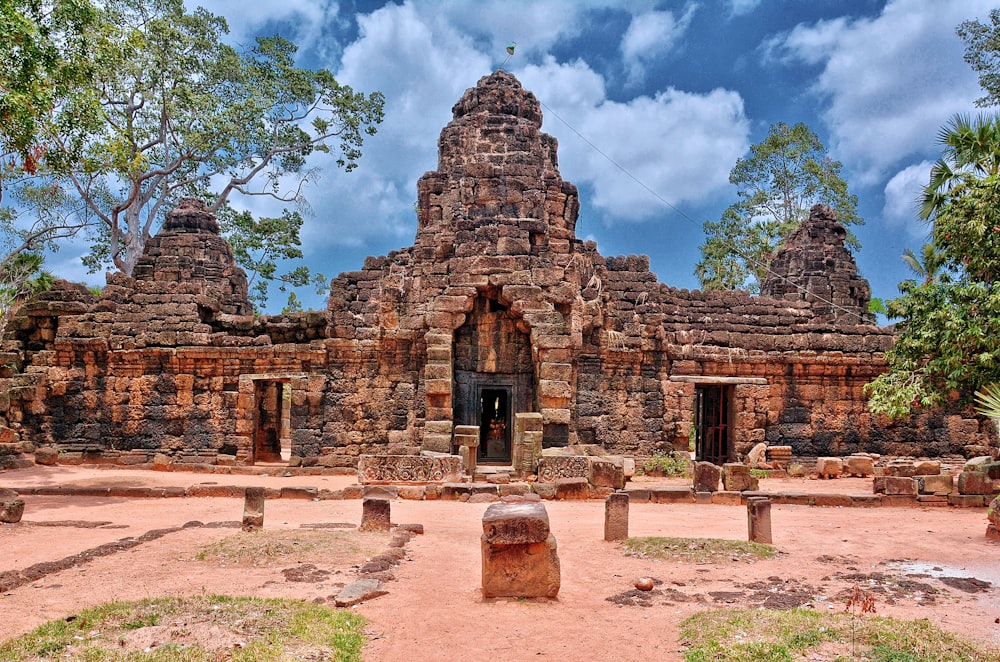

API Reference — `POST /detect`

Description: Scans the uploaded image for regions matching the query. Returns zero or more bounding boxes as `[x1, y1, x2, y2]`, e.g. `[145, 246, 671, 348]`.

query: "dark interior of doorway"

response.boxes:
[694, 385, 731, 465]
[479, 387, 511, 463]
[253, 380, 286, 464]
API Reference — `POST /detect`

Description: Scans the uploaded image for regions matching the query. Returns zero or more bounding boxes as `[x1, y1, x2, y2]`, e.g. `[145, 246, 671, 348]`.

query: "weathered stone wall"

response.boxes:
[0, 72, 994, 468]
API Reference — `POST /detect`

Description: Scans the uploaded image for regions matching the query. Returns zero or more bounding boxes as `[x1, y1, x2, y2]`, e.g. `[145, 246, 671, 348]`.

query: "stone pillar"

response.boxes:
[0, 488, 24, 523]
[604, 492, 629, 541]
[693, 461, 721, 492]
[481, 502, 560, 598]
[360, 497, 391, 532]
[242, 486, 265, 531]
[455, 424, 480, 475]
[512, 412, 544, 477]
[747, 496, 772, 544]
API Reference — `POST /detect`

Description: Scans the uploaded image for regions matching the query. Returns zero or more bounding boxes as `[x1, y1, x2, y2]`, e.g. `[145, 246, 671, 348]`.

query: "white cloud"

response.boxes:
[521, 59, 749, 220]
[882, 161, 934, 238]
[191, 0, 344, 58]
[728, 0, 761, 16]
[770, 0, 995, 185]
[620, 7, 697, 85]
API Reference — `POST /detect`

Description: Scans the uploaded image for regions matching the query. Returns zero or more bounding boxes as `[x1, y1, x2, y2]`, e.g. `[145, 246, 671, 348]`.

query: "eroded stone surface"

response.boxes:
[482, 501, 550, 545]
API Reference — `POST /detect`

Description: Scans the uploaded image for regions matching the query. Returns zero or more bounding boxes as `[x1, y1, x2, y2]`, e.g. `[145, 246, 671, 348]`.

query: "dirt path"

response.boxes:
[2, 466, 999, 660]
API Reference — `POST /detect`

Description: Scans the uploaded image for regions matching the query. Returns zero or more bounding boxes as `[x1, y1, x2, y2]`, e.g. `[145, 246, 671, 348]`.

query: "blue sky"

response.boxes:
[49, 0, 998, 314]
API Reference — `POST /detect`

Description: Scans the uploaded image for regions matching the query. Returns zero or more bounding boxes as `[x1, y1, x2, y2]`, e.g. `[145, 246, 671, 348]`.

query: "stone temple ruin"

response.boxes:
[0, 71, 995, 479]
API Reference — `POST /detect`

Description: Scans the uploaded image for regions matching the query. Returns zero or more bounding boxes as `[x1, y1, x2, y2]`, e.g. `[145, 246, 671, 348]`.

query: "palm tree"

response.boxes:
[900, 242, 945, 285]
[921, 113, 1000, 220]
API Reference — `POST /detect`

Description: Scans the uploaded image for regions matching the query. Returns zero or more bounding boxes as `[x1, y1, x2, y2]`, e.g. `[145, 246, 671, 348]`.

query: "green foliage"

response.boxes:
[217, 206, 328, 309]
[0, 595, 368, 661]
[680, 609, 999, 662]
[696, 122, 862, 292]
[959, 10, 1000, 108]
[867, 115, 1000, 419]
[973, 383, 1000, 435]
[8, 0, 384, 278]
[623, 536, 776, 563]
[639, 451, 690, 476]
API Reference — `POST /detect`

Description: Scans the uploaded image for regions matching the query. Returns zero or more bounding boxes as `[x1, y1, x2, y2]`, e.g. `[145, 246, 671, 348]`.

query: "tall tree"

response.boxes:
[866, 114, 1000, 419]
[11, 0, 384, 288]
[958, 9, 1000, 108]
[695, 122, 862, 292]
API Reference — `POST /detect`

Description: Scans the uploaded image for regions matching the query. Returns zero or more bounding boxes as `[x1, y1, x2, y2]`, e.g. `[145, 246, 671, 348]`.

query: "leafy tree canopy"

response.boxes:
[866, 114, 1000, 419]
[696, 122, 862, 292]
[6, 0, 384, 309]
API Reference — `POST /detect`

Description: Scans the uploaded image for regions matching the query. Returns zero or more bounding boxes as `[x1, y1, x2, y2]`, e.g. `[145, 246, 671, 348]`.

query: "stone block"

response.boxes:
[604, 492, 629, 541]
[398, 485, 426, 501]
[481, 534, 561, 598]
[360, 497, 391, 532]
[0, 488, 24, 523]
[589, 458, 625, 489]
[482, 501, 550, 544]
[948, 494, 987, 508]
[241, 486, 265, 531]
[481, 502, 559, 599]
[845, 455, 874, 477]
[555, 477, 590, 500]
[873, 476, 916, 495]
[916, 474, 953, 496]
[958, 470, 998, 496]
[884, 461, 916, 478]
[648, 487, 695, 503]
[34, 446, 58, 466]
[693, 461, 721, 492]
[722, 463, 755, 491]
[913, 460, 942, 476]
[816, 457, 843, 479]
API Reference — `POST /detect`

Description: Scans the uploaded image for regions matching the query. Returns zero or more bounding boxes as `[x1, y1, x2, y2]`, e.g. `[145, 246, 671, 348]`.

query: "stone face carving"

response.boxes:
[357, 455, 462, 484]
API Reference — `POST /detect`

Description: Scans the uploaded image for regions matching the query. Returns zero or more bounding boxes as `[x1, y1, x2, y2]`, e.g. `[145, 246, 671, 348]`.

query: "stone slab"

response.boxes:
[334, 579, 388, 607]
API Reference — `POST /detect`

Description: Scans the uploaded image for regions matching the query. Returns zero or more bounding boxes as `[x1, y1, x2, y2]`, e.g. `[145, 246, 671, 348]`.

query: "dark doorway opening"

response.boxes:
[479, 387, 511, 462]
[253, 380, 286, 463]
[694, 385, 731, 465]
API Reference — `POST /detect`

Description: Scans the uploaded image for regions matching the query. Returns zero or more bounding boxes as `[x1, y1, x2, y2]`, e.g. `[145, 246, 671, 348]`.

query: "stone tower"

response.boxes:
[760, 204, 874, 324]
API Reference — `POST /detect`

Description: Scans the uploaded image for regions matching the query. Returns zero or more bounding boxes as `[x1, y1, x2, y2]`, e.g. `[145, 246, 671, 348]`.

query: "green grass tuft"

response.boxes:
[623, 536, 777, 563]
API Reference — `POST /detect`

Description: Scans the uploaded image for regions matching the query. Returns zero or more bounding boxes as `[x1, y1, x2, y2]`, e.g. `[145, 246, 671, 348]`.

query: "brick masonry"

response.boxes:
[0, 71, 993, 469]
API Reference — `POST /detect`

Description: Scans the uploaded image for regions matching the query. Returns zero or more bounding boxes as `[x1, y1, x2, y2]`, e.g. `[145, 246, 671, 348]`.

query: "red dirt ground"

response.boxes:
[1, 465, 999, 661]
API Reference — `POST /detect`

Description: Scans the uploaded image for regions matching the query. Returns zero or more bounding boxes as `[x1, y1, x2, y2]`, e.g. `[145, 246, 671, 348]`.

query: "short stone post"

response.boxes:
[747, 496, 772, 544]
[360, 497, 391, 532]
[454, 425, 480, 476]
[242, 486, 265, 531]
[482, 502, 560, 598]
[604, 492, 629, 541]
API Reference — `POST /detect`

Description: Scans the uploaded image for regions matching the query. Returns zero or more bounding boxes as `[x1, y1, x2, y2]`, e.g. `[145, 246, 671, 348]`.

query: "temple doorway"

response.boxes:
[253, 380, 289, 463]
[694, 385, 732, 465]
[479, 386, 511, 462]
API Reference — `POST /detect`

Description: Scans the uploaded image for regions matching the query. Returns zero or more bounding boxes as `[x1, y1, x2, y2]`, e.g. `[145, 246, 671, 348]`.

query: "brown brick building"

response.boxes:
[1, 71, 992, 470]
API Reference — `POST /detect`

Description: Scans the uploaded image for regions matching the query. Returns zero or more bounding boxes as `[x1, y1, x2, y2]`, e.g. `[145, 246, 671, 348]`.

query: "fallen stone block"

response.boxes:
[958, 470, 997, 496]
[0, 488, 24, 523]
[884, 461, 916, 478]
[554, 477, 590, 500]
[816, 457, 843, 479]
[693, 461, 721, 492]
[916, 474, 953, 496]
[722, 463, 757, 491]
[334, 579, 388, 607]
[913, 460, 942, 476]
[845, 455, 874, 477]
[34, 446, 58, 466]
[873, 476, 916, 495]
[589, 458, 625, 489]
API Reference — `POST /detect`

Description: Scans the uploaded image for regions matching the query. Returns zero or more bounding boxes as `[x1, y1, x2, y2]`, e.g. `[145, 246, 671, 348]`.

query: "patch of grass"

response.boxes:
[623, 536, 777, 563]
[679, 608, 999, 662]
[638, 451, 691, 477]
[195, 528, 385, 568]
[0, 595, 367, 661]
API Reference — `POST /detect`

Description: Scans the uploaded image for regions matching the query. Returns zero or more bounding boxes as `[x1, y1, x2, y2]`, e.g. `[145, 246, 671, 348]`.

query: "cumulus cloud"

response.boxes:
[520, 59, 749, 220]
[768, 0, 994, 185]
[882, 161, 934, 238]
[620, 6, 697, 85]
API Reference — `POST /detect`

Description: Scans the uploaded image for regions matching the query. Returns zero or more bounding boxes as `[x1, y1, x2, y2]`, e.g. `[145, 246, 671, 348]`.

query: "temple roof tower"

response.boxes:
[413, 70, 580, 261]
[760, 204, 874, 324]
